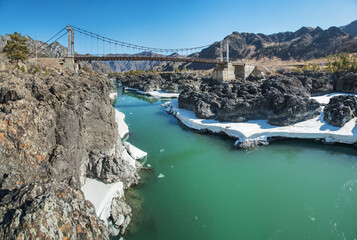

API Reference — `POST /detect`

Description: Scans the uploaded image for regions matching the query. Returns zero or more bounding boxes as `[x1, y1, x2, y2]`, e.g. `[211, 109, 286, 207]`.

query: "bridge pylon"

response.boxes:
[66, 25, 74, 58]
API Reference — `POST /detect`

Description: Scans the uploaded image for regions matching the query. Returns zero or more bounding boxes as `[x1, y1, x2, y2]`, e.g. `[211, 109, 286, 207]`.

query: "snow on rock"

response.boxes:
[124, 87, 179, 98]
[109, 92, 118, 100]
[163, 95, 357, 146]
[311, 92, 356, 105]
[81, 178, 124, 225]
[122, 149, 137, 169]
[124, 141, 147, 160]
[115, 109, 129, 139]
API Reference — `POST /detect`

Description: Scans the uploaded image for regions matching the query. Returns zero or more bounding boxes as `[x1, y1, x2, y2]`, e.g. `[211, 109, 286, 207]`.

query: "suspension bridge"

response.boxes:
[31, 25, 230, 64]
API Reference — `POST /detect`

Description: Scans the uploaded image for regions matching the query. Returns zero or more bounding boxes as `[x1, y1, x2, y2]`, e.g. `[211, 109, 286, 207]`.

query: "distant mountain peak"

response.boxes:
[340, 19, 357, 36]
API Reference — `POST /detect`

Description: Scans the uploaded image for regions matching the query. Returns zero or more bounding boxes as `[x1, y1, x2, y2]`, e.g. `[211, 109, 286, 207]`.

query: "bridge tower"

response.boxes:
[226, 41, 229, 62]
[66, 25, 74, 57]
[220, 41, 223, 62]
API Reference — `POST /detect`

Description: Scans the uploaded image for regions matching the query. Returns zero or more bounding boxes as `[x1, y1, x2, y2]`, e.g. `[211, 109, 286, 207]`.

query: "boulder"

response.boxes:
[323, 95, 357, 127]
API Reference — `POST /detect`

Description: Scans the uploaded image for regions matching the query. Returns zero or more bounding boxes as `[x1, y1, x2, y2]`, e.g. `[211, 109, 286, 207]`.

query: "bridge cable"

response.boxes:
[28, 26, 67, 57]
[70, 25, 211, 54]
[29, 30, 68, 58]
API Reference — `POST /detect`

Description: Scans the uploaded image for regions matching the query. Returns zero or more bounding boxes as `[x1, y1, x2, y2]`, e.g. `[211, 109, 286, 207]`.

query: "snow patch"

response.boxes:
[311, 92, 356, 105]
[124, 87, 179, 98]
[122, 149, 137, 169]
[81, 178, 124, 225]
[124, 141, 147, 160]
[109, 92, 118, 100]
[115, 109, 129, 139]
[163, 95, 357, 146]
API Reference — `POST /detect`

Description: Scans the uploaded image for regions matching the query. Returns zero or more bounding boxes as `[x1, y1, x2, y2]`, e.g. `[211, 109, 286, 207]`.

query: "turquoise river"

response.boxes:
[113, 88, 357, 240]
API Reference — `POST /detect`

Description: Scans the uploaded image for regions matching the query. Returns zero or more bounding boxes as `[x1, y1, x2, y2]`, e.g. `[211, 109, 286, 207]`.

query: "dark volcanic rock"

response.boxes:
[285, 71, 336, 95]
[323, 95, 357, 127]
[335, 74, 357, 93]
[116, 72, 207, 93]
[179, 73, 322, 126]
[235, 139, 269, 149]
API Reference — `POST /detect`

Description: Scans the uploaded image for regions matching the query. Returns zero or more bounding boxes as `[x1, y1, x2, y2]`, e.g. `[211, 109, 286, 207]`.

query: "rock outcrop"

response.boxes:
[335, 74, 357, 93]
[0, 182, 107, 239]
[0, 68, 139, 238]
[178, 73, 322, 126]
[285, 71, 336, 95]
[324, 95, 357, 127]
[116, 72, 207, 93]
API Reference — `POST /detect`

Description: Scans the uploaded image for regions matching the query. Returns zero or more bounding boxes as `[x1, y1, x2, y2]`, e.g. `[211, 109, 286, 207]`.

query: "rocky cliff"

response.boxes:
[0, 66, 139, 238]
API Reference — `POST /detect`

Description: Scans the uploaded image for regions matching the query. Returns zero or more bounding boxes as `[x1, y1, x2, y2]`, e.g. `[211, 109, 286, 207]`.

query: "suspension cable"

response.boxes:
[70, 25, 210, 54]
[28, 26, 67, 56]
[31, 30, 68, 57]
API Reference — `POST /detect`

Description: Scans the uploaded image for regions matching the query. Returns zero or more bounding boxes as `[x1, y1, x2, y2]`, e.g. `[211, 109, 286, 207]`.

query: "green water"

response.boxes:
[114, 88, 357, 240]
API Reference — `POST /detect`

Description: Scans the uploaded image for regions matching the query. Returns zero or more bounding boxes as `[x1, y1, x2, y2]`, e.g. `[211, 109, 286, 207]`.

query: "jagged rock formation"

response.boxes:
[0, 182, 107, 239]
[324, 95, 357, 127]
[335, 74, 357, 93]
[282, 71, 336, 95]
[116, 72, 208, 93]
[340, 20, 357, 36]
[178, 72, 326, 126]
[0, 68, 139, 239]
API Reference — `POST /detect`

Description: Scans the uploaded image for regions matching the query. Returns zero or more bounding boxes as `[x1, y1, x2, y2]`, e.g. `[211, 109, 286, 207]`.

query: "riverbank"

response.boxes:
[81, 102, 147, 236]
[163, 93, 357, 148]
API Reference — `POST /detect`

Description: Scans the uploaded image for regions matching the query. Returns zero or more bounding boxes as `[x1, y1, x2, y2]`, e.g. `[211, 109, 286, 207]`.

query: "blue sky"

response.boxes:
[0, 0, 356, 53]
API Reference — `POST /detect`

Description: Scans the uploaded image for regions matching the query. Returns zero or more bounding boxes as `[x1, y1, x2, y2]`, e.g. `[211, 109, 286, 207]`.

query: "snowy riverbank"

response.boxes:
[124, 87, 180, 98]
[81, 101, 147, 236]
[163, 93, 357, 147]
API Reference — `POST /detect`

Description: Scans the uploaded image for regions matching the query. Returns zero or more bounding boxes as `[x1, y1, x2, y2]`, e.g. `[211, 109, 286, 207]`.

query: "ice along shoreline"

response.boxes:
[163, 93, 357, 148]
[124, 87, 180, 98]
[81, 93, 147, 236]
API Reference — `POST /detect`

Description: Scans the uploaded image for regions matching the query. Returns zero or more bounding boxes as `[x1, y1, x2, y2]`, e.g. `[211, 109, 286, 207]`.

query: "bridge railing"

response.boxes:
[73, 54, 225, 64]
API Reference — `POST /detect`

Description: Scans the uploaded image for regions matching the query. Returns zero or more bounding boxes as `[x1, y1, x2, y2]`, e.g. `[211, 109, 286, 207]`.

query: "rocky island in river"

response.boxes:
[116, 69, 357, 148]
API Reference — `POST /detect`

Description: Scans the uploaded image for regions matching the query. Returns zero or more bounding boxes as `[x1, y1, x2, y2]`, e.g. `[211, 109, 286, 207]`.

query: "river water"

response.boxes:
[114, 88, 357, 240]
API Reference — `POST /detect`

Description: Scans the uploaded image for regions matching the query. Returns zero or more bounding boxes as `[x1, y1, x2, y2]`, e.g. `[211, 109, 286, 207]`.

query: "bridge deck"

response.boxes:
[74, 55, 223, 64]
